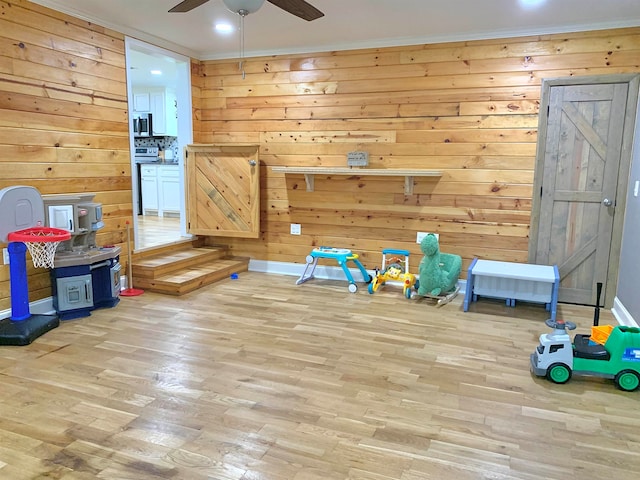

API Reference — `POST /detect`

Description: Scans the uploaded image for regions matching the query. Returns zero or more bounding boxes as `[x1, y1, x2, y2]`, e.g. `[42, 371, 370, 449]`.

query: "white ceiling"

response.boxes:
[126, 48, 183, 88]
[30, 0, 640, 61]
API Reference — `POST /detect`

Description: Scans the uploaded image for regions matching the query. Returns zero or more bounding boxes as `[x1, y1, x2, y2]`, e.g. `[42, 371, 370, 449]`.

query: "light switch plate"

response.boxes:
[3, 248, 9, 265]
[290, 223, 301, 235]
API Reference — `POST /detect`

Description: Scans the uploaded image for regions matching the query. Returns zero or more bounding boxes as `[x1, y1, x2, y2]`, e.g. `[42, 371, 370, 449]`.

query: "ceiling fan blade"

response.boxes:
[267, 0, 324, 21]
[169, 0, 210, 13]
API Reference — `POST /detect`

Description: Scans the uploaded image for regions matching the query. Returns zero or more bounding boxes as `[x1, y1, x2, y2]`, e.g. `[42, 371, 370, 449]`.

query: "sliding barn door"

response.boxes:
[185, 144, 260, 238]
[529, 75, 639, 307]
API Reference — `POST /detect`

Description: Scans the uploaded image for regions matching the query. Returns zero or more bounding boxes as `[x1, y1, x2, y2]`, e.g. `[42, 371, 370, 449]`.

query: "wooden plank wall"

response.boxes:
[0, 0, 130, 310]
[1, 0, 639, 311]
[198, 27, 640, 276]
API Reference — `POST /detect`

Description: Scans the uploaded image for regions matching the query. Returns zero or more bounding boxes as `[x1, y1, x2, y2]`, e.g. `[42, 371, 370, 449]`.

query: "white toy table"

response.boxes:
[463, 259, 560, 320]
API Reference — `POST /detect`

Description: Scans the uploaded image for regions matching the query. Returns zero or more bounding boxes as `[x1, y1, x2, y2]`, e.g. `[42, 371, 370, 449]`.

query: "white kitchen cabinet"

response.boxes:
[150, 88, 178, 137]
[140, 164, 180, 216]
[140, 165, 158, 214]
[158, 165, 180, 214]
[132, 87, 177, 136]
[132, 92, 150, 113]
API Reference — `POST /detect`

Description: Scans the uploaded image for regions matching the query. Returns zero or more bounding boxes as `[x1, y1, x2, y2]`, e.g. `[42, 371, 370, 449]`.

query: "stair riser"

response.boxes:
[134, 248, 227, 279]
[135, 262, 249, 296]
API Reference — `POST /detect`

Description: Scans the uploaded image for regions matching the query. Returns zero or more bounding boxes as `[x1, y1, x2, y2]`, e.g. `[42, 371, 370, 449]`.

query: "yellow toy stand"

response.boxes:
[368, 249, 416, 299]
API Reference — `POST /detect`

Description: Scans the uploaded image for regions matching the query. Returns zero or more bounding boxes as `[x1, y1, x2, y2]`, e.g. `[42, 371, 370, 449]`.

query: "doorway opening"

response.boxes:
[124, 37, 193, 251]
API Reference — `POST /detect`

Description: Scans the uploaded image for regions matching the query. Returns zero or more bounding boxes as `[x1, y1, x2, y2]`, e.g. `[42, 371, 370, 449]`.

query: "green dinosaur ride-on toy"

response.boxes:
[416, 233, 462, 306]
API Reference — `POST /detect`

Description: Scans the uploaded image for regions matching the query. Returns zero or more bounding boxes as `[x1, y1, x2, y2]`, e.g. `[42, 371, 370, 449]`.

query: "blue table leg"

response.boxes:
[550, 265, 560, 321]
[463, 257, 478, 312]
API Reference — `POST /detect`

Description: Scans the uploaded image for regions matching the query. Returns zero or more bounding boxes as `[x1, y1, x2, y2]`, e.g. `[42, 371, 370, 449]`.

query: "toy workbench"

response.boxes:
[296, 247, 371, 293]
[463, 258, 560, 320]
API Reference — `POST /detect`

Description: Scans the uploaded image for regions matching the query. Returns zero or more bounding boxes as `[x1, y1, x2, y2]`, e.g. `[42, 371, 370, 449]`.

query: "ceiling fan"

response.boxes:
[168, 0, 324, 21]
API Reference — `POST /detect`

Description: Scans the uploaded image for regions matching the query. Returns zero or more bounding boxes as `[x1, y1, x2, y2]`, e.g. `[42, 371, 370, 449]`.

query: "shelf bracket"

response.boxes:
[304, 174, 315, 192]
[404, 176, 414, 195]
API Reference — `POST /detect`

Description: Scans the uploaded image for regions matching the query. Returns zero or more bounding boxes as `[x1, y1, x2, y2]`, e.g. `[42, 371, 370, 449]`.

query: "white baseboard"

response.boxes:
[249, 259, 312, 277]
[248, 259, 468, 293]
[611, 296, 639, 327]
[248, 258, 375, 281]
[0, 297, 55, 321]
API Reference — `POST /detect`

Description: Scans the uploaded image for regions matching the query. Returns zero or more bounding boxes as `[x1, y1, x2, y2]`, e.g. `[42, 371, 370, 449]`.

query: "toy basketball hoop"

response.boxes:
[7, 225, 71, 269]
[0, 185, 68, 344]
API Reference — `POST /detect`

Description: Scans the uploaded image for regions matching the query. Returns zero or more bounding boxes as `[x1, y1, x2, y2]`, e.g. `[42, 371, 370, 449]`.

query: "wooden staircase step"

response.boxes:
[133, 257, 249, 296]
[132, 246, 228, 279]
[131, 237, 205, 260]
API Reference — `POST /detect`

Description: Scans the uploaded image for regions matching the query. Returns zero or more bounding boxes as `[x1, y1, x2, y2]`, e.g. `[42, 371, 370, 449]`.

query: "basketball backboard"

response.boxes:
[0, 186, 45, 243]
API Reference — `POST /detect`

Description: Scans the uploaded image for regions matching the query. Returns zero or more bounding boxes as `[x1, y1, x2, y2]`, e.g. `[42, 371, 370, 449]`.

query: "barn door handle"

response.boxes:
[248, 160, 257, 166]
[602, 198, 613, 207]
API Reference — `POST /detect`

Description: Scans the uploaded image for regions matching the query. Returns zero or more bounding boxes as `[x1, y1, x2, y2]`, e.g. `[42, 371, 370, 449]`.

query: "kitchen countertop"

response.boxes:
[135, 159, 179, 164]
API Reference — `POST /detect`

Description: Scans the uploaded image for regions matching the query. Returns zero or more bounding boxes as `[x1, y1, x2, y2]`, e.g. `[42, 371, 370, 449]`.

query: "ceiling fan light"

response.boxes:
[222, 0, 265, 15]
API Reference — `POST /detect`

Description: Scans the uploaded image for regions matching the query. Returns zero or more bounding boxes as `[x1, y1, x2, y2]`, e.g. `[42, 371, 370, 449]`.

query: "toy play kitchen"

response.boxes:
[43, 193, 121, 320]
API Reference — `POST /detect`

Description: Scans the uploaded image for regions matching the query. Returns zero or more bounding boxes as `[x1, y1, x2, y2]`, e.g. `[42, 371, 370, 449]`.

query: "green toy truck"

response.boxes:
[531, 319, 640, 391]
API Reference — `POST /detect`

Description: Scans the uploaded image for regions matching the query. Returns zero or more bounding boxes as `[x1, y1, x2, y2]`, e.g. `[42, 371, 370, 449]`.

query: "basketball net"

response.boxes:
[24, 240, 62, 269]
[8, 226, 71, 269]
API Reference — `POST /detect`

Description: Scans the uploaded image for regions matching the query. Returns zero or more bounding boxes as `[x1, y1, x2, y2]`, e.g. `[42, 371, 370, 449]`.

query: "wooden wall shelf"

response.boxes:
[271, 167, 442, 195]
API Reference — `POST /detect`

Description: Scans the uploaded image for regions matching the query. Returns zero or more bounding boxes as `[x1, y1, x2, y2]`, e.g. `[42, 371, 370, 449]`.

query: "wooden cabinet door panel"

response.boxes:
[185, 144, 260, 238]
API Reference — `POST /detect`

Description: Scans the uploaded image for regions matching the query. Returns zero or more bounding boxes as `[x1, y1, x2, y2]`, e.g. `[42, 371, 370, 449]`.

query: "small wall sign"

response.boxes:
[347, 151, 369, 167]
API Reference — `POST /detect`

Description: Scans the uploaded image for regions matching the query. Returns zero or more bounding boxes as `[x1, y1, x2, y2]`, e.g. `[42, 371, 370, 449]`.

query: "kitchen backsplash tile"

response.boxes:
[134, 136, 180, 162]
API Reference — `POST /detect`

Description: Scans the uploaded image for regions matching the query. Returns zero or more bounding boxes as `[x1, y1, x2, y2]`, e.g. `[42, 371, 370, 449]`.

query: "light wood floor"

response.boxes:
[1, 272, 639, 479]
[136, 215, 184, 250]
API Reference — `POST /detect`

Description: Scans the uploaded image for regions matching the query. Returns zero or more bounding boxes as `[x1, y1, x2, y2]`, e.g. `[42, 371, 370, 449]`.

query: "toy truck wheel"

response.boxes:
[348, 283, 358, 293]
[614, 370, 640, 392]
[404, 287, 412, 299]
[546, 363, 572, 384]
[368, 283, 375, 294]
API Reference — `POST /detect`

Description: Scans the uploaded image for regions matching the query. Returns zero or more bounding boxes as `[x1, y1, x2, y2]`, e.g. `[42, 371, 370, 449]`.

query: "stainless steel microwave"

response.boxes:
[133, 113, 152, 137]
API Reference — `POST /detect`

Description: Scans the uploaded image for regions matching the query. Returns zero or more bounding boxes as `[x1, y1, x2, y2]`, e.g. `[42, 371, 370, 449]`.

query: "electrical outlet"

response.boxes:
[290, 223, 301, 235]
[416, 232, 439, 244]
[3, 248, 9, 265]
